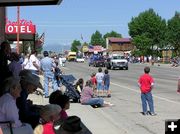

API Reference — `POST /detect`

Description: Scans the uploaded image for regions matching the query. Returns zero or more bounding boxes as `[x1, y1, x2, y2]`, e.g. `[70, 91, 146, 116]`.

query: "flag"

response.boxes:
[39, 32, 45, 45]
[35, 32, 45, 47]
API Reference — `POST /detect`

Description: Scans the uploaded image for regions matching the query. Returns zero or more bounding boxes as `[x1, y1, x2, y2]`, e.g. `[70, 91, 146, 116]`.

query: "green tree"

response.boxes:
[90, 30, 105, 47]
[128, 8, 167, 56]
[167, 12, 180, 56]
[103, 30, 122, 39]
[71, 40, 81, 52]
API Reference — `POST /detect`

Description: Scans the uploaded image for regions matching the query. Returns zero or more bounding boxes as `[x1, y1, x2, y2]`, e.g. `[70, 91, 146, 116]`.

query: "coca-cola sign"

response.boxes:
[5, 19, 36, 34]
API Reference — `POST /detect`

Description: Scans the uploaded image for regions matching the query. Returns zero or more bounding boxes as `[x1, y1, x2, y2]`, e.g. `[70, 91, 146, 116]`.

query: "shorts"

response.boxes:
[97, 81, 103, 90]
[104, 84, 110, 90]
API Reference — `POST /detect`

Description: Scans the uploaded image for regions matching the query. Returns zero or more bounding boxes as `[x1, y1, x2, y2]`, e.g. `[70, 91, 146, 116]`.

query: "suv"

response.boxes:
[105, 55, 128, 70]
[89, 54, 105, 67]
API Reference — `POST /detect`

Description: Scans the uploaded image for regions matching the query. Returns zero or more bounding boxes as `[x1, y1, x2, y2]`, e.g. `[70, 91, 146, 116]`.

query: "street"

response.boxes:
[62, 62, 180, 134]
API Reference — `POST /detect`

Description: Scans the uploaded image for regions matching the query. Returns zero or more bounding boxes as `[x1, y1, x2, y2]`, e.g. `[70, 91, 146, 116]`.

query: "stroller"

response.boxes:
[60, 75, 80, 103]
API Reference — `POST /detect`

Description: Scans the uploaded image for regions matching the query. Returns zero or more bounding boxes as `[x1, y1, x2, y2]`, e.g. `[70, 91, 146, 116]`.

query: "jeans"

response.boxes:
[83, 98, 104, 106]
[44, 71, 58, 97]
[141, 92, 154, 113]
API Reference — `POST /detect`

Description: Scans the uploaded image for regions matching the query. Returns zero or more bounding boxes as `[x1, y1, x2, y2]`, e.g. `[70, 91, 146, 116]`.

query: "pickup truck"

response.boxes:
[105, 55, 128, 70]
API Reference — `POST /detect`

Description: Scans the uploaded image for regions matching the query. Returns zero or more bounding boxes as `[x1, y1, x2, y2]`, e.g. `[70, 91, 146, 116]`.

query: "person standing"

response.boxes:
[22, 53, 30, 70]
[8, 52, 22, 79]
[103, 69, 111, 97]
[0, 41, 12, 86]
[40, 51, 58, 98]
[138, 66, 156, 116]
[95, 67, 104, 96]
[90, 72, 97, 94]
[28, 50, 40, 75]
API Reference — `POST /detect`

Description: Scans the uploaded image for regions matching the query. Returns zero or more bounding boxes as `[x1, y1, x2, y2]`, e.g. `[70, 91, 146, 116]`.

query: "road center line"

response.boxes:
[111, 82, 180, 105]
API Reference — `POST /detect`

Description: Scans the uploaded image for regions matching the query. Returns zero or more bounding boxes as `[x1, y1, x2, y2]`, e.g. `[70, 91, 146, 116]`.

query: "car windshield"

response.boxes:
[112, 56, 125, 59]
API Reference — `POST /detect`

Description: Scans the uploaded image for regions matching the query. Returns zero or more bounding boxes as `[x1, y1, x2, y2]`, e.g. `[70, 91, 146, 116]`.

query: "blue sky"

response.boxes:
[7, 0, 180, 51]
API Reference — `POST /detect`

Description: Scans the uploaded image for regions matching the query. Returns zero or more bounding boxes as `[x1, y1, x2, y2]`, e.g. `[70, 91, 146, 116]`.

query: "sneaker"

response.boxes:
[149, 112, 157, 116]
[108, 103, 114, 106]
[107, 94, 111, 98]
[142, 112, 148, 115]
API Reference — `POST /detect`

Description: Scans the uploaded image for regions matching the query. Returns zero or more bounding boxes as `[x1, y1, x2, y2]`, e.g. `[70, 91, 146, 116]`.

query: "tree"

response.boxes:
[103, 30, 122, 39]
[167, 12, 180, 56]
[90, 30, 105, 47]
[71, 40, 81, 52]
[128, 8, 167, 56]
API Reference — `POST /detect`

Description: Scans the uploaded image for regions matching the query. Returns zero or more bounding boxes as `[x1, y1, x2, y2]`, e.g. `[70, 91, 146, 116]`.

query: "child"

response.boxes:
[34, 104, 61, 134]
[90, 72, 97, 94]
[75, 78, 84, 96]
[49, 91, 70, 120]
[95, 67, 104, 96]
[103, 69, 111, 97]
[54, 62, 63, 87]
[138, 66, 156, 116]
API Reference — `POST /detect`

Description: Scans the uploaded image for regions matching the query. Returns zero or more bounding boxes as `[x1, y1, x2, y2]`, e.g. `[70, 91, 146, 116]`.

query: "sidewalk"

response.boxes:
[28, 93, 126, 134]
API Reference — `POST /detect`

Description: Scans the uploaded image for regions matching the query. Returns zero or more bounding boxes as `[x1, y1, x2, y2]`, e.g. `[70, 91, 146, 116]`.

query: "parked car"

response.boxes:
[76, 57, 85, 62]
[105, 54, 128, 70]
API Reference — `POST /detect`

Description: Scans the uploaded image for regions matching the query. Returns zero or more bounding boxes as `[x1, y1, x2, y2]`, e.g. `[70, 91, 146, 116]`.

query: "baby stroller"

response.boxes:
[60, 75, 80, 103]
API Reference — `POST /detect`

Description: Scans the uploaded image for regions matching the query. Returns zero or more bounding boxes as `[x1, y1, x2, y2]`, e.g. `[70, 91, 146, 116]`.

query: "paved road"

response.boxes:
[61, 62, 180, 134]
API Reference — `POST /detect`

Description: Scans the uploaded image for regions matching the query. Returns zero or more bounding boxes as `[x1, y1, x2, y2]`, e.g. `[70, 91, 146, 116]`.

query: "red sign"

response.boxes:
[5, 19, 36, 34]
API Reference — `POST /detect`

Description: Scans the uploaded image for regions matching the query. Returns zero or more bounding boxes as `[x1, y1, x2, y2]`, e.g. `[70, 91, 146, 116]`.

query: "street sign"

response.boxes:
[0, 0, 62, 6]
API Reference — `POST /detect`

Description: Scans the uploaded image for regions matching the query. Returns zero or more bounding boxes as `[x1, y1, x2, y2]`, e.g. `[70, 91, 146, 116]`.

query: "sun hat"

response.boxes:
[19, 69, 43, 89]
[60, 116, 82, 133]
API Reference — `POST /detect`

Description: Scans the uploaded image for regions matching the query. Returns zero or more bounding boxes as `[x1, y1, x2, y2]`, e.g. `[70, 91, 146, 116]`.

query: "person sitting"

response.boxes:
[75, 78, 84, 96]
[34, 104, 61, 134]
[49, 90, 63, 104]
[49, 91, 70, 120]
[80, 80, 113, 108]
[16, 69, 43, 129]
[0, 77, 33, 134]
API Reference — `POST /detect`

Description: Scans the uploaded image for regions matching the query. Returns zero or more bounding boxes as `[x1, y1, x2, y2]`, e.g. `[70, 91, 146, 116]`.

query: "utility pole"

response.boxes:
[17, 6, 20, 53]
[0, 7, 6, 44]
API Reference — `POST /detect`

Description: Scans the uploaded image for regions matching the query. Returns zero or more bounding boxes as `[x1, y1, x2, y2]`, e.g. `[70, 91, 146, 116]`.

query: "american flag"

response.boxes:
[35, 33, 45, 46]
[39, 32, 45, 45]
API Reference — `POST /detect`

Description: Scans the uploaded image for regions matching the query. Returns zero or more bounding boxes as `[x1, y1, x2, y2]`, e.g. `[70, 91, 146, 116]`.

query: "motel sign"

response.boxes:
[5, 19, 36, 34]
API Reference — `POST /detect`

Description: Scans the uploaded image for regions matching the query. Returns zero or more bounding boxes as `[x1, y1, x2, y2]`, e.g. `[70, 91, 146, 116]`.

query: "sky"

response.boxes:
[6, 0, 180, 52]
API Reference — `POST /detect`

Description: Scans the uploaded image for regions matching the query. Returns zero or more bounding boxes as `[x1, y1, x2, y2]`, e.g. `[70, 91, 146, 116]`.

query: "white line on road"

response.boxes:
[111, 82, 180, 105]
